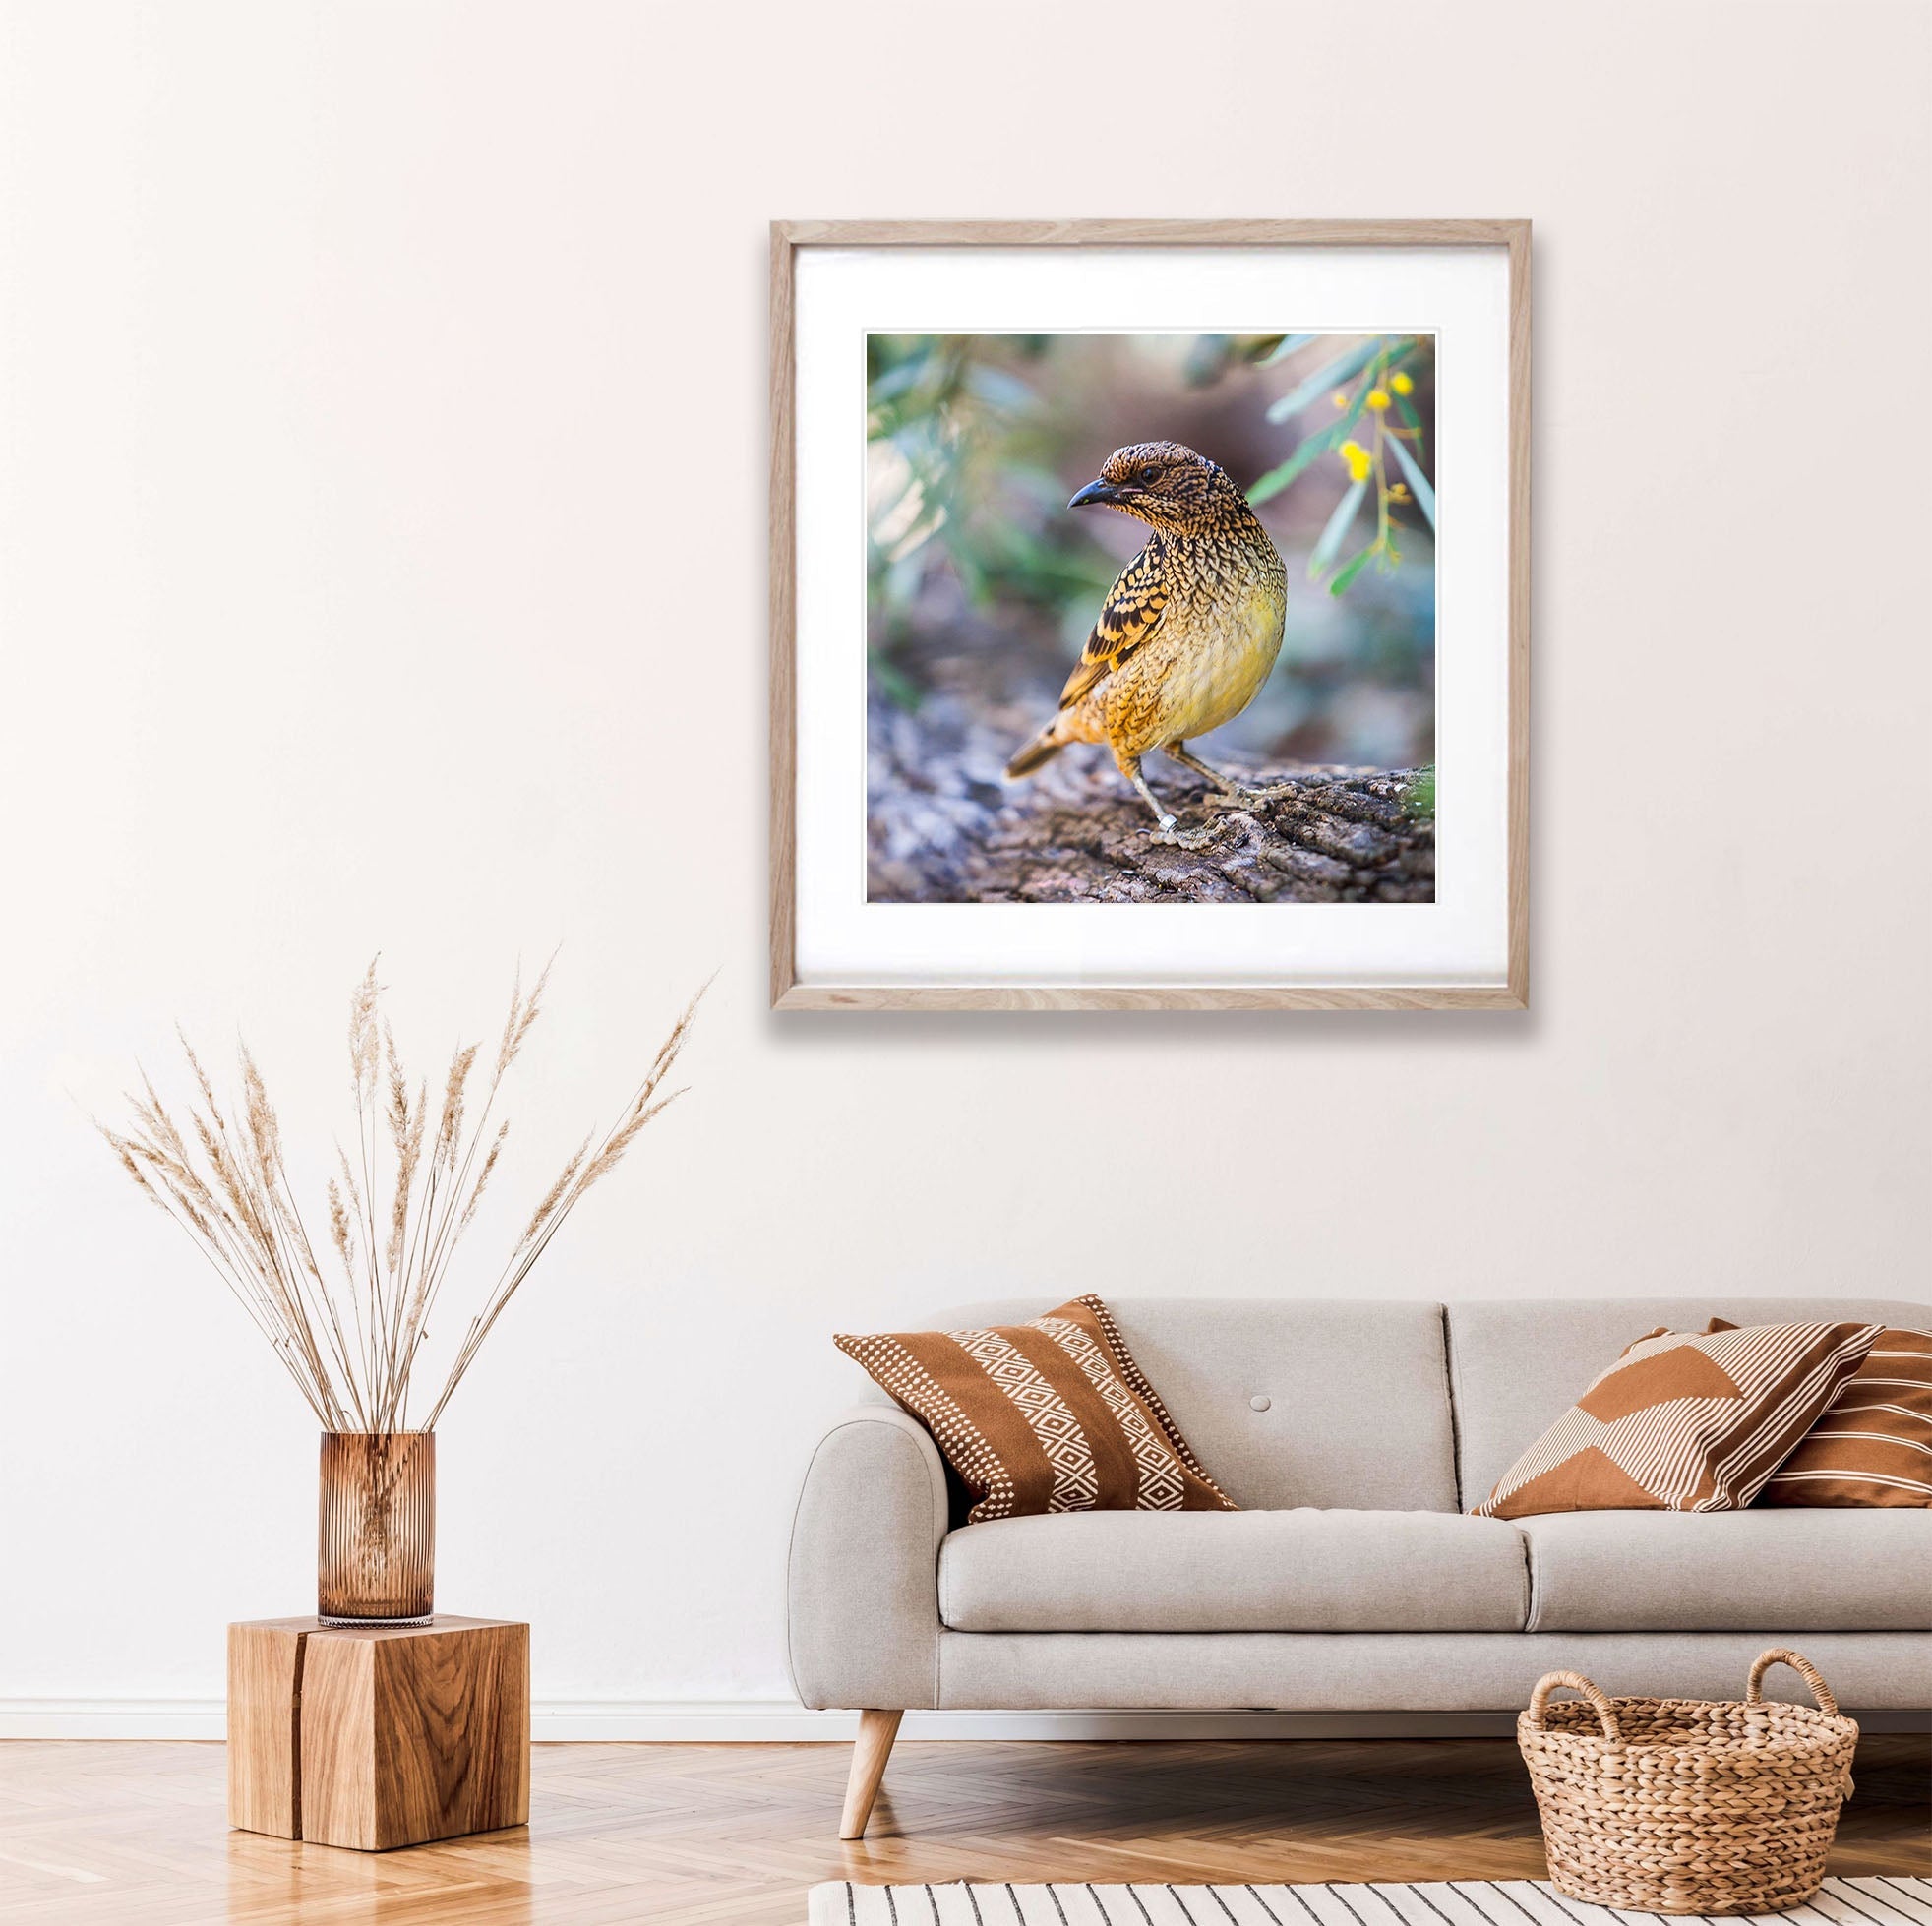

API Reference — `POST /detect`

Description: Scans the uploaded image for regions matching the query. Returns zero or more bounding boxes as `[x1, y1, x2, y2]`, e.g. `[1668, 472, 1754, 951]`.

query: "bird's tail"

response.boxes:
[1005, 719, 1068, 780]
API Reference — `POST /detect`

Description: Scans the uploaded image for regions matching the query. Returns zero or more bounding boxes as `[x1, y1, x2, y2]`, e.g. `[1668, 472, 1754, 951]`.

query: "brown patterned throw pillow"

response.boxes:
[1473, 1320, 1879, 1519]
[835, 1294, 1236, 1523]
[1759, 1326, 1932, 1507]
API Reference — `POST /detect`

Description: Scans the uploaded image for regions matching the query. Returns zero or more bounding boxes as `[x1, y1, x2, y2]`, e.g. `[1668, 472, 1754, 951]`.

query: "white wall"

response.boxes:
[2, 1, 1927, 1735]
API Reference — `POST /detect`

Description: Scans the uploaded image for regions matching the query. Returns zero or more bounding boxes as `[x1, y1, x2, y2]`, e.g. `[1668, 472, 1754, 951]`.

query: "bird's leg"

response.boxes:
[1166, 741, 1302, 810]
[1122, 757, 1177, 834]
[1163, 741, 1244, 796]
[1121, 754, 1223, 850]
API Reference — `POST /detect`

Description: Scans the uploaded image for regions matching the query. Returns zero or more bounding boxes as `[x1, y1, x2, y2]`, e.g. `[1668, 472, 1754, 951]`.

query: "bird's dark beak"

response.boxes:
[1068, 478, 1119, 510]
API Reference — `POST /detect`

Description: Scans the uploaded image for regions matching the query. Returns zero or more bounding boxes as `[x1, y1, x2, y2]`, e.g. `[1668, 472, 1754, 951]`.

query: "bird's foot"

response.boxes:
[1206, 780, 1303, 811]
[1148, 818, 1225, 852]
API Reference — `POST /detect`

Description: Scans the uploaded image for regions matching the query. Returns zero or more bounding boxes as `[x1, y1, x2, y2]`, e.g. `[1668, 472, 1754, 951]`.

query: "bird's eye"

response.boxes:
[1137, 463, 1160, 484]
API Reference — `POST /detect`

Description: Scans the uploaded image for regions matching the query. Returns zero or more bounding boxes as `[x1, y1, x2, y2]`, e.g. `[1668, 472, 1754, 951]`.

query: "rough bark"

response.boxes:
[868, 692, 1433, 905]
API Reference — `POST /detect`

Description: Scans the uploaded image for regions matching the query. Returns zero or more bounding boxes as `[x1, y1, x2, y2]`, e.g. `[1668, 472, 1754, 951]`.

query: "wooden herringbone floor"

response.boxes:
[0, 1736, 1926, 1925]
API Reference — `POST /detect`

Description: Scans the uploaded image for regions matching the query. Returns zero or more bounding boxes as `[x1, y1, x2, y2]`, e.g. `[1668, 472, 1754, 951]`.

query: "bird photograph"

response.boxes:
[1003, 439, 1291, 842]
[866, 332, 1437, 905]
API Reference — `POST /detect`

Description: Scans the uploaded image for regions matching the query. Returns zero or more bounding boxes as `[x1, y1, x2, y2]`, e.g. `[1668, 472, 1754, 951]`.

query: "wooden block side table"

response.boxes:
[228, 1615, 529, 1851]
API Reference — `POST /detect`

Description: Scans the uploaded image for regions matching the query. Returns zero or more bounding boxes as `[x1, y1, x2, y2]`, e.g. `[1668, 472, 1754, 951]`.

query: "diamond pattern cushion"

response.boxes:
[835, 1294, 1236, 1523]
[1472, 1320, 1880, 1519]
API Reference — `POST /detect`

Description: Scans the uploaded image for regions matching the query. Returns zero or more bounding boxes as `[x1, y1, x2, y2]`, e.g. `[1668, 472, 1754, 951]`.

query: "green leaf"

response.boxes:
[1247, 387, 1373, 506]
[1259, 332, 1319, 365]
[1307, 479, 1367, 580]
[1265, 338, 1394, 423]
[1394, 399, 1426, 470]
[1385, 430, 1436, 530]
[1328, 545, 1379, 597]
[1248, 433, 1333, 505]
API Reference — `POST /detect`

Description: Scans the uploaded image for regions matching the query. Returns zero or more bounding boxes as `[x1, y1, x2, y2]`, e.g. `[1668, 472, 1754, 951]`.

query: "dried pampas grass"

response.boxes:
[99, 959, 702, 1431]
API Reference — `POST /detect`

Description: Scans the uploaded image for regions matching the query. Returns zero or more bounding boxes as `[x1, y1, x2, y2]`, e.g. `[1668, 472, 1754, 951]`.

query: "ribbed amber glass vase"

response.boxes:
[317, 1431, 435, 1625]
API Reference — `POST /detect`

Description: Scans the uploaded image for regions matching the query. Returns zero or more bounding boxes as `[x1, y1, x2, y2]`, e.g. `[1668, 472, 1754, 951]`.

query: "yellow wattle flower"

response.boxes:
[1331, 391, 1349, 408]
[1339, 441, 1372, 484]
[1391, 371, 1415, 396]
[1365, 389, 1391, 412]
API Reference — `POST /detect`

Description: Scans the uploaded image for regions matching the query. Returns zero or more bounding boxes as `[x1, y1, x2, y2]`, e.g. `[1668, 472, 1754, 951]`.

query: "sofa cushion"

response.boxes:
[1519, 1508, 1932, 1631]
[933, 1629, 1932, 1713]
[1472, 1319, 1879, 1518]
[1762, 1325, 1932, 1507]
[937, 1509, 1530, 1633]
[919, 1299, 1459, 1512]
[1447, 1297, 1929, 1511]
[835, 1295, 1235, 1524]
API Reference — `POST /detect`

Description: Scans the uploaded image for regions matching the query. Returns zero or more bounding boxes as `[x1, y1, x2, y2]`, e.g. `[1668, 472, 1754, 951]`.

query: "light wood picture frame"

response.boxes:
[771, 219, 1530, 1011]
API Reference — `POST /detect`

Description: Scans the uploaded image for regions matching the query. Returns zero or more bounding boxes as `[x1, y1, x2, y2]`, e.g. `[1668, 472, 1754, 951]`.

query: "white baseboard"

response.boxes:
[2, 1699, 1926, 1742]
[0, 1700, 235, 1740]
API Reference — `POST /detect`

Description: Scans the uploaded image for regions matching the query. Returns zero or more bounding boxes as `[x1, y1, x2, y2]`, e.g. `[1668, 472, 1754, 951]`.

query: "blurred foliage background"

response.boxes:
[866, 331, 1435, 772]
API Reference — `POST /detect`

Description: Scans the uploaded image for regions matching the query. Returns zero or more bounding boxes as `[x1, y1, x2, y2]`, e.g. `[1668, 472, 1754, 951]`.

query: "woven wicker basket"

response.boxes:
[1519, 1648, 1858, 1915]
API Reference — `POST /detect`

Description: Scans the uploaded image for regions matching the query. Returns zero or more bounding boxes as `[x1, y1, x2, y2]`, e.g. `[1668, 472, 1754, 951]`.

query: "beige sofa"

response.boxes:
[786, 1295, 1931, 1837]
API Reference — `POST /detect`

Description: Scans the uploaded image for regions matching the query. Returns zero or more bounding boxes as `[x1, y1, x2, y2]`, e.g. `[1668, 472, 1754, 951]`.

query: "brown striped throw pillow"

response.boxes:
[1473, 1319, 1879, 1519]
[1759, 1326, 1932, 1507]
[835, 1294, 1236, 1523]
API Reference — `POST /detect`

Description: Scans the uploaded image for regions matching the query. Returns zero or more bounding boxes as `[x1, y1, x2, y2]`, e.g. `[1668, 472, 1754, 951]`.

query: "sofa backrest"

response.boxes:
[1448, 1295, 1931, 1510]
[920, 1297, 1459, 1512]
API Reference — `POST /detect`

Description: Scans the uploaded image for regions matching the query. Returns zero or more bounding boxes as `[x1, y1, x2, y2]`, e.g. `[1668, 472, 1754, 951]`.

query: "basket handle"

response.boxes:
[1747, 1647, 1841, 1718]
[1526, 1670, 1622, 1744]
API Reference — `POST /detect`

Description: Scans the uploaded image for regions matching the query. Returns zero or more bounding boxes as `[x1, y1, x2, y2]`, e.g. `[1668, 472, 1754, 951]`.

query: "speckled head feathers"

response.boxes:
[1069, 441, 1249, 530]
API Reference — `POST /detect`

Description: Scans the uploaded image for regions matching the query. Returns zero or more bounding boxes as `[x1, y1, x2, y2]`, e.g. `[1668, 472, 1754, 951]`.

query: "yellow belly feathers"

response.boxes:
[1102, 580, 1286, 756]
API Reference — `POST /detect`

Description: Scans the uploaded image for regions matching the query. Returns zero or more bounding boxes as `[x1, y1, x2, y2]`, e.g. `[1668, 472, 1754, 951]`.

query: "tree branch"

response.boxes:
[869, 694, 1433, 904]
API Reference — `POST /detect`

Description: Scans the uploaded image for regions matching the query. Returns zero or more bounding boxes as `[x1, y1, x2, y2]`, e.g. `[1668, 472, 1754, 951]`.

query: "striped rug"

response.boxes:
[808, 1876, 1932, 1926]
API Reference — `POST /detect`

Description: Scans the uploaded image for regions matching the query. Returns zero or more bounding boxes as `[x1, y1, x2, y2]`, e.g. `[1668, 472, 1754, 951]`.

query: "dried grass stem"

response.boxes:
[98, 958, 700, 1432]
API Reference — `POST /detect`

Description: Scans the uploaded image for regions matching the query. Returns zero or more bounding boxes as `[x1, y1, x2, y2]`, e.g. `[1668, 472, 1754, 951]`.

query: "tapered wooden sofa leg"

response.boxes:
[839, 1709, 904, 1839]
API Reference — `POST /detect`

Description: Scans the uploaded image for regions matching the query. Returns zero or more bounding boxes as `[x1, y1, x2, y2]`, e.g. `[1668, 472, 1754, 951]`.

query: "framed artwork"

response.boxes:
[770, 220, 1529, 1010]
